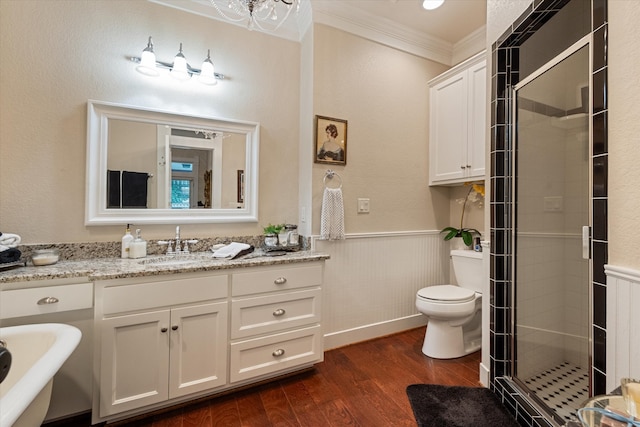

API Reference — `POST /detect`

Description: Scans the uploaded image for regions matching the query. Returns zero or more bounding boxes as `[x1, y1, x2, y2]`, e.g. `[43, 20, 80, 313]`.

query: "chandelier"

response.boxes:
[209, 0, 300, 31]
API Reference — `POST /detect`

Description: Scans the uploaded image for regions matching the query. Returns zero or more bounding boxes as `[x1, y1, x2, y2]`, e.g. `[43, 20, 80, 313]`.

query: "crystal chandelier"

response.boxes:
[209, 0, 300, 31]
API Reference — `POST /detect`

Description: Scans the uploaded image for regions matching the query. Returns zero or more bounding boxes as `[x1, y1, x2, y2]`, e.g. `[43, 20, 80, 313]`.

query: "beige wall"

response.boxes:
[486, 0, 640, 271]
[311, 24, 452, 235]
[0, 0, 300, 243]
[608, 1, 640, 271]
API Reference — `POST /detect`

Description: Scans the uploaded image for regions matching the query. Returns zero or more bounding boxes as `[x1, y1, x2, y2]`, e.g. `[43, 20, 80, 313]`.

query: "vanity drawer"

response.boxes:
[232, 263, 323, 296]
[229, 325, 322, 383]
[102, 275, 228, 315]
[0, 283, 93, 319]
[231, 288, 321, 339]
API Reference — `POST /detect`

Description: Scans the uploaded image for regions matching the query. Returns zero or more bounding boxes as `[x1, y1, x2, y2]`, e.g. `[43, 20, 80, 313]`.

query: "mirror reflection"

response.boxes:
[107, 120, 246, 210]
[86, 100, 259, 225]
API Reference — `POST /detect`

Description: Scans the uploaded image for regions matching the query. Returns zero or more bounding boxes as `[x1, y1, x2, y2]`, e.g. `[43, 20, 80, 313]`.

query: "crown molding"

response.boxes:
[149, 0, 484, 65]
[452, 25, 487, 65]
[311, 1, 454, 66]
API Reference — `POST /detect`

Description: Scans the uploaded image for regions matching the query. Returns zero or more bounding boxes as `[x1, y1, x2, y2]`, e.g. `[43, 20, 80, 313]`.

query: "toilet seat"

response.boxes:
[417, 285, 476, 304]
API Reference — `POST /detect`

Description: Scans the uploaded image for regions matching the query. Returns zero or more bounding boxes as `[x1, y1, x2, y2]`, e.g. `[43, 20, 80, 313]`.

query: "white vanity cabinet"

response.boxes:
[94, 273, 229, 419]
[428, 51, 487, 185]
[93, 260, 325, 424]
[230, 263, 323, 383]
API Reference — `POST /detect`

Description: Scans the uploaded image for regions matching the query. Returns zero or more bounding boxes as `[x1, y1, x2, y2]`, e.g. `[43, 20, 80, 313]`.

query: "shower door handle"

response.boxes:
[582, 226, 591, 259]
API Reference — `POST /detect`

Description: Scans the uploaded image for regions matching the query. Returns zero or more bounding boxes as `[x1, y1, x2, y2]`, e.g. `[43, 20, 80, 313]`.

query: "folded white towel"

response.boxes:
[320, 187, 345, 240]
[212, 242, 251, 258]
[0, 233, 21, 252]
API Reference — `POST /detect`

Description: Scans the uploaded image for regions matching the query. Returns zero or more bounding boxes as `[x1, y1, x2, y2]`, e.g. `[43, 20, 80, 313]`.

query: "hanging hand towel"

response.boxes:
[320, 187, 345, 240]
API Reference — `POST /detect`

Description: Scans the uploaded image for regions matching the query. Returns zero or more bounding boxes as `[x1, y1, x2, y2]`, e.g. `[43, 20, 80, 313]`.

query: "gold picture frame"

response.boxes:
[315, 115, 347, 166]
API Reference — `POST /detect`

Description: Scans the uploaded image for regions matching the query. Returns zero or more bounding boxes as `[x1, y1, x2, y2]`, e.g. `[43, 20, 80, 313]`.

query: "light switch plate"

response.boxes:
[357, 198, 370, 213]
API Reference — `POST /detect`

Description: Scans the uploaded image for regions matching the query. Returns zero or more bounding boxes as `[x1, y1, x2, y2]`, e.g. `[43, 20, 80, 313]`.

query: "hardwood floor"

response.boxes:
[56, 327, 481, 427]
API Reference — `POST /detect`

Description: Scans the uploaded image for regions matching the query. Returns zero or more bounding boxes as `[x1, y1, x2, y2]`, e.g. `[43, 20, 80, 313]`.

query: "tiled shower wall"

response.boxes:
[489, 0, 608, 425]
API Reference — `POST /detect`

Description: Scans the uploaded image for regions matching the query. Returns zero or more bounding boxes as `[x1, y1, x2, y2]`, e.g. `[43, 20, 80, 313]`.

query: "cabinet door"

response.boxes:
[429, 72, 468, 184]
[466, 60, 487, 179]
[169, 302, 228, 399]
[99, 310, 170, 417]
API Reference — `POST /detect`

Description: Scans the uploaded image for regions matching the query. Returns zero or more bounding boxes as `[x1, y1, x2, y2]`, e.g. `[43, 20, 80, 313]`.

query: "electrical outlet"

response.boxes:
[357, 198, 370, 213]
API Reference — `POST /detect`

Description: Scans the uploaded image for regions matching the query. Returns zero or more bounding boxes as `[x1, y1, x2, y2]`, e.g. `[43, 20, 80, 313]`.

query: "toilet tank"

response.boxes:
[451, 249, 483, 293]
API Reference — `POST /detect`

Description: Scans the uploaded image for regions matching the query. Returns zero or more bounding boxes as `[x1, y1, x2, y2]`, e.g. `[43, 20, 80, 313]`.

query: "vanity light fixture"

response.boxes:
[422, 0, 444, 10]
[130, 37, 224, 85]
[208, 0, 300, 32]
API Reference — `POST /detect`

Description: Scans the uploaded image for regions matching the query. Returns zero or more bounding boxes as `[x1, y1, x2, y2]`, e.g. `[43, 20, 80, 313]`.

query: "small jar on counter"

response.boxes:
[264, 234, 278, 247]
[32, 249, 60, 266]
[285, 224, 299, 246]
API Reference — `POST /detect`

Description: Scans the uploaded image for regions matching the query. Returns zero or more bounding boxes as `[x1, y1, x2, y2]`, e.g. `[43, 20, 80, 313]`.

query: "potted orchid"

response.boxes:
[441, 182, 485, 247]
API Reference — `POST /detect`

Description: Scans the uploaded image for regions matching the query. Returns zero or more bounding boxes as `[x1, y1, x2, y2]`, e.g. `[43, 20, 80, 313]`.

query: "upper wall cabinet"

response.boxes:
[428, 51, 487, 186]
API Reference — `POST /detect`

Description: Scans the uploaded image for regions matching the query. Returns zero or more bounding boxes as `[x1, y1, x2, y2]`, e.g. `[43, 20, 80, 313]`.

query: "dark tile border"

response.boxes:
[490, 0, 608, 424]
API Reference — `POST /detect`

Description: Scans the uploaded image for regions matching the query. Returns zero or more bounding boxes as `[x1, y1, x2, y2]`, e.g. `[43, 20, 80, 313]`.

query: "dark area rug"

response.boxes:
[406, 384, 519, 427]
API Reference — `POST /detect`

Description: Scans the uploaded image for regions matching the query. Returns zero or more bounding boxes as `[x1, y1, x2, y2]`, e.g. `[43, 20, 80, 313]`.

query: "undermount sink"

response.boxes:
[138, 255, 212, 267]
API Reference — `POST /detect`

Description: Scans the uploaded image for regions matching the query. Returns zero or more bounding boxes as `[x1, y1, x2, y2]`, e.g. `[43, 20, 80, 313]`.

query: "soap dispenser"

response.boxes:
[129, 229, 147, 259]
[121, 224, 133, 259]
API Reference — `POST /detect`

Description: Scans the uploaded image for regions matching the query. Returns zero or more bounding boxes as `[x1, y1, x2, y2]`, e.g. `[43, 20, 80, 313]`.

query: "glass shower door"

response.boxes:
[513, 43, 590, 424]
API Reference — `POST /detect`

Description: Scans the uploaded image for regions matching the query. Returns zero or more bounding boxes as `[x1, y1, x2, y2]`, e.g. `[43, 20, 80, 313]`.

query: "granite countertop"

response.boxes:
[0, 249, 330, 285]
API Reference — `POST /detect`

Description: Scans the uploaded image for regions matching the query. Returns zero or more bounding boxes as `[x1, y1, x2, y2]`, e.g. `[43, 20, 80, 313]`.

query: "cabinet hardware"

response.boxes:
[37, 296, 59, 305]
[460, 165, 466, 169]
[272, 349, 285, 357]
[171, 325, 179, 331]
[466, 165, 471, 168]
[161, 327, 168, 333]
[273, 308, 286, 317]
[273, 277, 287, 285]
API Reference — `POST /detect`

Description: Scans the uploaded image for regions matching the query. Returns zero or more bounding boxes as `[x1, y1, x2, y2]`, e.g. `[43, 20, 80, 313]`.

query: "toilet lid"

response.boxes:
[417, 285, 476, 303]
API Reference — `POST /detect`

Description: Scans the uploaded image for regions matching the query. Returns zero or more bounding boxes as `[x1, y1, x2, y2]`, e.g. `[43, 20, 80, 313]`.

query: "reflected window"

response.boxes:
[171, 161, 196, 209]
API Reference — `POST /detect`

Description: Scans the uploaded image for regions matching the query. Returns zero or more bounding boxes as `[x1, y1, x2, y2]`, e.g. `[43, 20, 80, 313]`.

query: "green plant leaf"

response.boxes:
[461, 230, 473, 246]
[441, 228, 460, 241]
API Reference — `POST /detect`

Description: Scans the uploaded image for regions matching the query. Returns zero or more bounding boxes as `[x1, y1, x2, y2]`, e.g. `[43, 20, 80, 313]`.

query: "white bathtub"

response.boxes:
[0, 323, 81, 427]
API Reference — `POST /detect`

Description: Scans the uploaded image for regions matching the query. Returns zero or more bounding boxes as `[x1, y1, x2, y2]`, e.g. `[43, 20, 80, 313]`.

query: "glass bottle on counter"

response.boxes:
[285, 224, 299, 246]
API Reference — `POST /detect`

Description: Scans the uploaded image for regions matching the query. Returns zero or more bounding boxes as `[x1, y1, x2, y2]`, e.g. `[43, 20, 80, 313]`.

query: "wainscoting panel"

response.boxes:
[605, 264, 640, 392]
[313, 231, 450, 350]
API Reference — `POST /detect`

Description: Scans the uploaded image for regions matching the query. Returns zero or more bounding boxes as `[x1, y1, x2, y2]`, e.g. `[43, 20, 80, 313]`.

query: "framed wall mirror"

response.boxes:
[86, 100, 259, 225]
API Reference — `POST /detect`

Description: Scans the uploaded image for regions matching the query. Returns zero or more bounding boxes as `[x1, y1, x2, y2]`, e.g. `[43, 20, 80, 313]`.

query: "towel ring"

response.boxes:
[324, 170, 342, 189]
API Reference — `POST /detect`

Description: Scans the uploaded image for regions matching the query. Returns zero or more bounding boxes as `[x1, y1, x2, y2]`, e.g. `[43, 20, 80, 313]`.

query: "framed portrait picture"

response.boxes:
[315, 115, 347, 166]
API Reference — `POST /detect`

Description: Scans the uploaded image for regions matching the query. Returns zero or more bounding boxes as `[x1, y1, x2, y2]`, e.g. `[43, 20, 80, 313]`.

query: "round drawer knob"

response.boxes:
[171, 325, 179, 331]
[273, 308, 286, 317]
[272, 348, 285, 357]
[161, 327, 168, 333]
[274, 277, 287, 285]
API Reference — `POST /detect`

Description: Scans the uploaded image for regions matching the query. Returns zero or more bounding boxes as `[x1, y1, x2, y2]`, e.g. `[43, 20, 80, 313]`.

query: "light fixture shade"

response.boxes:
[198, 50, 217, 86]
[136, 37, 159, 76]
[422, 0, 444, 10]
[171, 43, 190, 81]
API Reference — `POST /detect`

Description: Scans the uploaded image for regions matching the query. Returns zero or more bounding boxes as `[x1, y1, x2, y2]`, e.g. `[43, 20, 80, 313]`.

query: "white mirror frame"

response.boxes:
[86, 100, 259, 225]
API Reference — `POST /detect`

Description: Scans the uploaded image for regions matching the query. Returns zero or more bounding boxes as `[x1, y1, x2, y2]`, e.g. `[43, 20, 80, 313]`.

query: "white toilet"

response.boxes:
[416, 249, 483, 359]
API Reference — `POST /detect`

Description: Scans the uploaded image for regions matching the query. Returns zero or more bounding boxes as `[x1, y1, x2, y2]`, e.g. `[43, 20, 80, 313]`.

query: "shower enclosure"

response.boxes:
[512, 41, 591, 424]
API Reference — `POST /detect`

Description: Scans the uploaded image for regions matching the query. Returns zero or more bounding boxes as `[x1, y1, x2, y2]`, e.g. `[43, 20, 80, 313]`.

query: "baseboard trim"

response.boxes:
[480, 363, 490, 386]
[323, 314, 427, 351]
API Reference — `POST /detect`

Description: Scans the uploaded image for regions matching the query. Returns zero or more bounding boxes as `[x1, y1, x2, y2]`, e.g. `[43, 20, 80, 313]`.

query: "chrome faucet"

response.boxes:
[158, 226, 197, 255]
